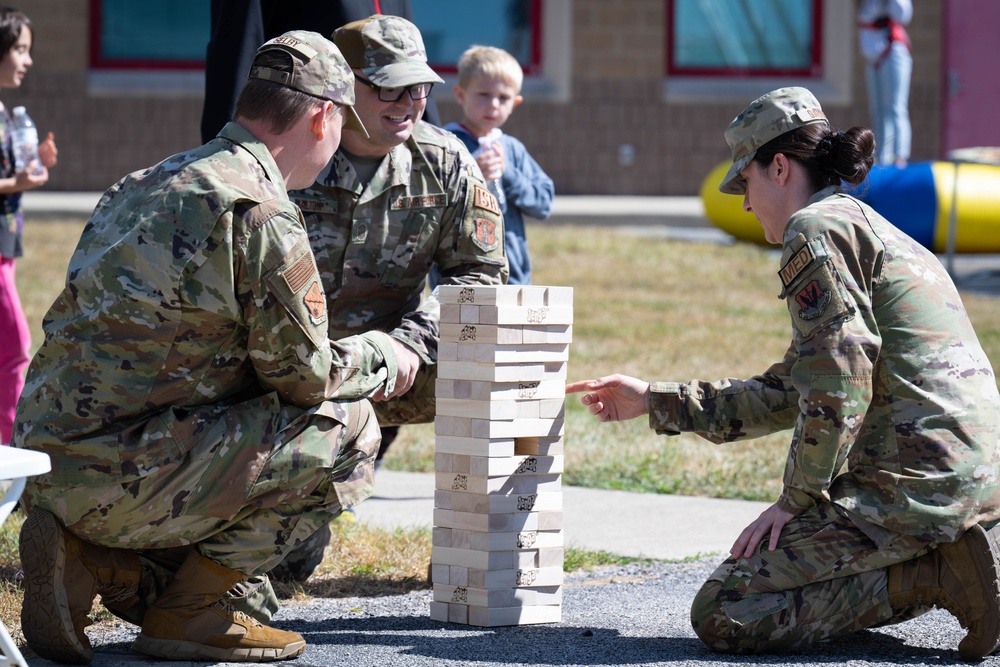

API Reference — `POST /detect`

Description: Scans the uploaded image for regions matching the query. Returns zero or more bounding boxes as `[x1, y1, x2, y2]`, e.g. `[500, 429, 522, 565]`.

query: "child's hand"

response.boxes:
[476, 142, 504, 181]
[15, 166, 49, 191]
[38, 131, 57, 168]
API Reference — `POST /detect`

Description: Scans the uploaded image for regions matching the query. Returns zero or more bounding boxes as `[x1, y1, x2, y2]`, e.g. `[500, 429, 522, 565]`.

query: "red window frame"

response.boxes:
[89, 0, 206, 71]
[666, 0, 823, 79]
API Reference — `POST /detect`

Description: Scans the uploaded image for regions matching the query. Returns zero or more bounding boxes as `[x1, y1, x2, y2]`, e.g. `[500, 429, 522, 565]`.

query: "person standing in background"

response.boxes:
[0, 5, 57, 445]
[858, 0, 912, 167]
[200, 0, 439, 144]
[443, 45, 553, 286]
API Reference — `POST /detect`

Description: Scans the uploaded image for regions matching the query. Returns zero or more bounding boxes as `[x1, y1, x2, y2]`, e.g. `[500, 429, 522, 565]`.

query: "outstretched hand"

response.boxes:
[565, 374, 650, 422]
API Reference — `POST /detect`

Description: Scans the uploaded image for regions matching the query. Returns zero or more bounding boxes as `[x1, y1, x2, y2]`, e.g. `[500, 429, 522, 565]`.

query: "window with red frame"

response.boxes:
[89, 0, 543, 76]
[667, 0, 822, 78]
[90, 0, 209, 70]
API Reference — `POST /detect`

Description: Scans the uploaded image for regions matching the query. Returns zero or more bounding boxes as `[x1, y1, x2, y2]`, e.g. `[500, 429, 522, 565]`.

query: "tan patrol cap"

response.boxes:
[249, 30, 368, 137]
[719, 87, 829, 195]
[334, 15, 445, 88]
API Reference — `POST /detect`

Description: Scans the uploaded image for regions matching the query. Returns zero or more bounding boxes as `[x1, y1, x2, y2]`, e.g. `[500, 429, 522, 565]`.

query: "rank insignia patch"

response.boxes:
[472, 217, 499, 252]
[795, 279, 831, 321]
[304, 281, 326, 322]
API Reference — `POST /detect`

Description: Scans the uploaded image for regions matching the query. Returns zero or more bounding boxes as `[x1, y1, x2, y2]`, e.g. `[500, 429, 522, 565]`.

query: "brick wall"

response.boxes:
[8, 0, 945, 196]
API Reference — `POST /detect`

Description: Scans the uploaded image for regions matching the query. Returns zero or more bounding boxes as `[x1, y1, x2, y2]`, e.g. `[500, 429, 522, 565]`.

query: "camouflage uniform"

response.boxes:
[291, 74, 507, 427]
[649, 87, 1000, 653]
[266, 13, 506, 584]
[651, 187, 1000, 652]
[13, 119, 394, 608]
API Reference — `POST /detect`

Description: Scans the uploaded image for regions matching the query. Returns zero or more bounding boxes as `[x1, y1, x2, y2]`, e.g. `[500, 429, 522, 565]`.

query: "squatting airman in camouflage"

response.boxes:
[274, 16, 507, 581]
[567, 87, 1000, 661]
[293, 14, 507, 427]
[13, 31, 385, 664]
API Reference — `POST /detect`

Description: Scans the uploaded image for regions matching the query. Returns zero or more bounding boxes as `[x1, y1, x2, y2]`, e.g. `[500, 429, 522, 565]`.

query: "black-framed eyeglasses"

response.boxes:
[355, 75, 433, 102]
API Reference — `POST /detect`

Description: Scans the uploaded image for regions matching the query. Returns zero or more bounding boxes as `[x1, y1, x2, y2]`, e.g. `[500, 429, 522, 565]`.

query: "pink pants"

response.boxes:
[0, 256, 30, 445]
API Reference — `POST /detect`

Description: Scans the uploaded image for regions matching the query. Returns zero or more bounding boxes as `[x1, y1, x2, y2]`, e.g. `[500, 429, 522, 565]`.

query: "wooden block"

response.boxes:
[434, 452, 454, 472]
[433, 527, 452, 547]
[436, 379, 565, 401]
[467, 566, 563, 589]
[460, 304, 480, 323]
[436, 472, 562, 495]
[434, 434, 516, 457]
[462, 454, 564, 477]
[435, 490, 562, 514]
[434, 416, 471, 438]
[429, 600, 449, 622]
[440, 322, 528, 345]
[522, 324, 573, 344]
[451, 528, 472, 550]
[478, 305, 574, 326]
[450, 565, 468, 586]
[433, 584, 563, 608]
[490, 344, 569, 363]
[436, 397, 518, 420]
[439, 303, 463, 324]
[514, 399, 566, 420]
[466, 529, 564, 551]
[430, 564, 451, 584]
[468, 604, 562, 627]
[440, 342, 569, 364]
[448, 602, 469, 624]
[433, 509, 563, 533]
[437, 285, 572, 308]
[431, 546, 544, 570]
[471, 418, 564, 439]
[437, 361, 545, 382]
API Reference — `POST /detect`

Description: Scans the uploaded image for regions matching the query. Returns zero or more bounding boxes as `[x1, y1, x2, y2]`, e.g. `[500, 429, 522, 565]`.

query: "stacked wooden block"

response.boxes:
[429, 284, 572, 627]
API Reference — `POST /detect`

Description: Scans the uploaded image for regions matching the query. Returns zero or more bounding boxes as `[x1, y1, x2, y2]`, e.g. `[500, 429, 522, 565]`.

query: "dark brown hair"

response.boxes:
[0, 6, 30, 55]
[753, 123, 876, 191]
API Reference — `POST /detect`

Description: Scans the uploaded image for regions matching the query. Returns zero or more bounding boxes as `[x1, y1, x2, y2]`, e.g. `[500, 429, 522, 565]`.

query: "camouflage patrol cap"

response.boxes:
[719, 87, 830, 195]
[334, 15, 445, 88]
[248, 30, 369, 137]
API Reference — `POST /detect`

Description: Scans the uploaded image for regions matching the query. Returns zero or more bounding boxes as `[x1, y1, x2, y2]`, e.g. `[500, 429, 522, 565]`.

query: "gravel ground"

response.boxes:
[44, 557, 996, 667]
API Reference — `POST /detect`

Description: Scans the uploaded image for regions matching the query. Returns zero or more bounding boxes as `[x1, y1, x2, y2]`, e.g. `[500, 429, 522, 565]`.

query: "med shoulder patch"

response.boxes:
[779, 236, 851, 340]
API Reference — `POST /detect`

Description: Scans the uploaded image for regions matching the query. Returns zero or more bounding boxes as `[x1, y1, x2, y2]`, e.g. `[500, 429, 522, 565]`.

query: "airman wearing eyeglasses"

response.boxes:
[280, 15, 507, 582]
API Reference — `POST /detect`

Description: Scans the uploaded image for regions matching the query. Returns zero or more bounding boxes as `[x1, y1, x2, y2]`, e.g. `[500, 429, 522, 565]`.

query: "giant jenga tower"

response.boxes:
[429, 284, 572, 627]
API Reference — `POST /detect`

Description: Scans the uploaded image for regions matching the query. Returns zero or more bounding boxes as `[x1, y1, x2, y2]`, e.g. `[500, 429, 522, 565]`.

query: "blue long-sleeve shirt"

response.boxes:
[445, 122, 554, 284]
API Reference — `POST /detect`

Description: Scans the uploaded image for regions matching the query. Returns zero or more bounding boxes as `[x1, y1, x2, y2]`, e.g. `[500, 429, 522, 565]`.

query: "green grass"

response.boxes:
[6, 216, 1000, 647]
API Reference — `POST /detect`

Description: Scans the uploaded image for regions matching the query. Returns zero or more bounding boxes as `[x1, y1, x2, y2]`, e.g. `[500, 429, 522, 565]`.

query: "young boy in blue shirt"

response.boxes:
[446, 45, 554, 284]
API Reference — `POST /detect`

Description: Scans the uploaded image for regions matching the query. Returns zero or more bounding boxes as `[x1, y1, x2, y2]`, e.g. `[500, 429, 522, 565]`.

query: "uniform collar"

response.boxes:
[217, 122, 287, 193]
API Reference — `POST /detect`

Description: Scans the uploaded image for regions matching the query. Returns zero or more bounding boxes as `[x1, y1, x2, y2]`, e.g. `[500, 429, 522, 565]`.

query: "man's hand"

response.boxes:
[373, 337, 421, 402]
[565, 374, 650, 422]
[731, 503, 795, 558]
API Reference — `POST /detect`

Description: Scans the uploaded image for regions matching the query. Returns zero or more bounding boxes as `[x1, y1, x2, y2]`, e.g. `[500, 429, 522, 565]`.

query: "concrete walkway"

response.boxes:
[358, 470, 767, 561]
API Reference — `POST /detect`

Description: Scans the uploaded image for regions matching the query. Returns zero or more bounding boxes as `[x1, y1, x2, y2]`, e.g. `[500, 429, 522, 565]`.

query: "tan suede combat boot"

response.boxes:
[19, 508, 143, 665]
[133, 551, 306, 662]
[887, 523, 1000, 661]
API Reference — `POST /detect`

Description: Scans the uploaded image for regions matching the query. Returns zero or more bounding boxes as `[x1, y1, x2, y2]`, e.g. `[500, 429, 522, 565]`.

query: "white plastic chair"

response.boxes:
[0, 446, 51, 667]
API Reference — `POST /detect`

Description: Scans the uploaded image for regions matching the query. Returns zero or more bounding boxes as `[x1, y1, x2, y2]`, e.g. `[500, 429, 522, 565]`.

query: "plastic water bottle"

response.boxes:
[476, 128, 505, 210]
[11, 106, 41, 175]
